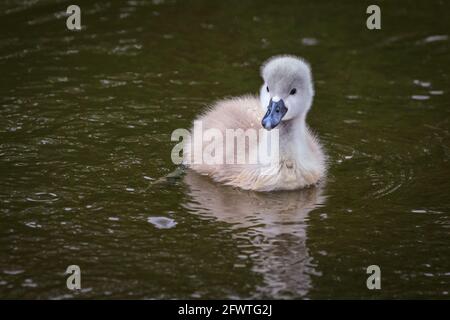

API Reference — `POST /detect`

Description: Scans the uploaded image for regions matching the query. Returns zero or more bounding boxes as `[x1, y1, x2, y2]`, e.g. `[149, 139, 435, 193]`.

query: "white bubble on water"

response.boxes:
[4, 269, 24, 275]
[301, 37, 319, 46]
[25, 221, 42, 228]
[411, 95, 430, 101]
[413, 79, 431, 88]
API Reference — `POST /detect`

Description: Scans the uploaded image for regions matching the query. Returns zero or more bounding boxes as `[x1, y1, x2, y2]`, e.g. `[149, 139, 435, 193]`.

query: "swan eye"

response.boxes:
[290, 88, 297, 95]
[266, 86, 269, 92]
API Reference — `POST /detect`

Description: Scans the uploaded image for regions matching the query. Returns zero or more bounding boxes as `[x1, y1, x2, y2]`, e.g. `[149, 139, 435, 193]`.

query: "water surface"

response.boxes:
[0, 0, 449, 299]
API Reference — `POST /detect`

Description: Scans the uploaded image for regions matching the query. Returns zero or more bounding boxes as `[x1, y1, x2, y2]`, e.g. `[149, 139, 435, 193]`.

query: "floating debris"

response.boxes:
[147, 217, 177, 229]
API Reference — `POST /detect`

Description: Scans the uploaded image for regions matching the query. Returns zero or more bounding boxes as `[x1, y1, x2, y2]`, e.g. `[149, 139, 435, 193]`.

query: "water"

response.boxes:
[0, 0, 449, 299]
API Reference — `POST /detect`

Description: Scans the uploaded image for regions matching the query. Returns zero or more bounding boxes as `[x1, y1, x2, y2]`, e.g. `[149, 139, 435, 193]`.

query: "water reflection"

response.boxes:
[183, 171, 327, 298]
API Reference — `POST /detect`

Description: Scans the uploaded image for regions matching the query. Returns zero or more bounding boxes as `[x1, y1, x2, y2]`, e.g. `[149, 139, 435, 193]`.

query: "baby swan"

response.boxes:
[184, 55, 326, 192]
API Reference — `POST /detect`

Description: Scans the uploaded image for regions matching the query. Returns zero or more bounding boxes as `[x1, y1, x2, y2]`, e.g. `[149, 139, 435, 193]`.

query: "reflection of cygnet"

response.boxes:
[184, 55, 326, 192]
[183, 171, 327, 298]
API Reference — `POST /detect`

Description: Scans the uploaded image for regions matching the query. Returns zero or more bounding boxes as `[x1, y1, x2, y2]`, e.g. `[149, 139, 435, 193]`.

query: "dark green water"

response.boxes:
[0, 0, 449, 299]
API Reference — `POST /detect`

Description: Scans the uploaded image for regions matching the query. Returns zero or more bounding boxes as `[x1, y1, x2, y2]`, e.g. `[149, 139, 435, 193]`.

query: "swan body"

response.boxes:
[184, 55, 326, 191]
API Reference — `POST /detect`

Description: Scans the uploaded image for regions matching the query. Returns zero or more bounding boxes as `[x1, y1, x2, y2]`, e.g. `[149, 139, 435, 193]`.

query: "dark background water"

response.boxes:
[0, 0, 449, 299]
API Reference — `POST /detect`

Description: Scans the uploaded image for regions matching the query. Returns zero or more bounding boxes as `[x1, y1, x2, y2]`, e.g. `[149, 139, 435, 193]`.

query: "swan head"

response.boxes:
[259, 55, 314, 130]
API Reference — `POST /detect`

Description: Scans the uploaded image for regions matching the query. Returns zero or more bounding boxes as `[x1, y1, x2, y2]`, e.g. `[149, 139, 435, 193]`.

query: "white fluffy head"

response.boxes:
[259, 55, 314, 121]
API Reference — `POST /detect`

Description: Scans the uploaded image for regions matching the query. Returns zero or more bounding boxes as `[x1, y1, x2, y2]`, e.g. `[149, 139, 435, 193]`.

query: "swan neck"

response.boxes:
[279, 114, 307, 139]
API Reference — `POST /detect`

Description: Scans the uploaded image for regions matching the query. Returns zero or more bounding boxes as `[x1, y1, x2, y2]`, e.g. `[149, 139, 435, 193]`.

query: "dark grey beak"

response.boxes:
[261, 99, 288, 130]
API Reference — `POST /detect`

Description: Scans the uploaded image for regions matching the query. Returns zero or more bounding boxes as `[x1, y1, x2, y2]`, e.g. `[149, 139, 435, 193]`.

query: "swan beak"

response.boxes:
[261, 99, 288, 130]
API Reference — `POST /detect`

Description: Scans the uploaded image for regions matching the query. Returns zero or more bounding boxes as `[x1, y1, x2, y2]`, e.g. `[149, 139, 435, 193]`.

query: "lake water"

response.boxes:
[0, 0, 449, 299]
